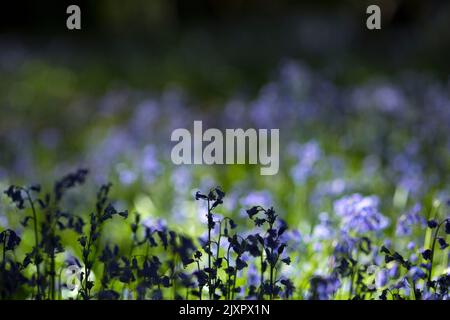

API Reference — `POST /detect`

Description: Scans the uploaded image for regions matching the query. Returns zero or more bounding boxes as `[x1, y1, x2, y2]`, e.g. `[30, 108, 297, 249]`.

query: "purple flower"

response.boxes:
[142, 217, 167, 233]
[409, 267, 426, 282]
[376, 269, 388, 287]
[246, 264, 259, 287]
[288, 141, 321, 184]
[309, 275, 340, 300]
[396, 204, 426, 236]
[334, 232, 358, 255]
[239, 190, 273, 208]
[312, 212, 335, 240]
[388, 263, 399, 279]
[333, 194, 389, 234]
[407, 241, 416, 251]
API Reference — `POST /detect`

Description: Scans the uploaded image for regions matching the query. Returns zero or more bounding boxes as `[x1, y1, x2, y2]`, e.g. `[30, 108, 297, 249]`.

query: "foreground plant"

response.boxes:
[0, 173, 448, 300]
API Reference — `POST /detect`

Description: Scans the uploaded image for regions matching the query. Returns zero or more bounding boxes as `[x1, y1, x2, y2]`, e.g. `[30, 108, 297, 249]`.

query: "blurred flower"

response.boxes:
[289, 141, 322, 184]
[376, 269, 388, 287]
[312, 212, 335, 240]
[239, 190, 273, 208]
[308, 275, 340, 300]
[334, 194, 389, 234]
[142, 217, 167, 233]
[396, 204, 426, 236]
[409, 267, 426, 282]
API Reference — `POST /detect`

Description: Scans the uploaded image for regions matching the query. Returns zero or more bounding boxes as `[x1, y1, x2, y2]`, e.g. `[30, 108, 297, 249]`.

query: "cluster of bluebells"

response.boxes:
[3, 62, 450, 204]
[334, 194, 389, 234]
[0, 170, 449, 300]
[318, 196, 450, 300]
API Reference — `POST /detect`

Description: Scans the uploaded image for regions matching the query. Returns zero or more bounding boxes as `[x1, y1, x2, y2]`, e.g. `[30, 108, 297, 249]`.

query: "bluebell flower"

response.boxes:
[394, 277, 408, 289]
[396, 205, 426, 237]
[334, 194, 389, 234]
[427, 219, 438, 229]
[312, 212, 334, 240]
[140, 145, 162, 184]
[407, 241, 416, 250]
[388, 263, 399, 279]
[420, 263, 431, 271]
[239, 190, 273, 208]
[142, 217, 167, 233]
[288, 141, 321, 184]
[334, 232, 358, 255]
[279, 229, 302, 251]
[375, 269, 388, 287]
[308, 275, 340, 300]
[246, 264, 259, 287]
[409, 267, 426, 282]
[438, 237, 448, 250]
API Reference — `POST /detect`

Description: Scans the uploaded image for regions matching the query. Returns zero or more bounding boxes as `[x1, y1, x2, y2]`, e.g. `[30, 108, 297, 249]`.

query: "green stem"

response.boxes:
[427, 219, 447, 283]
[260, 254, 264, 299]
[25, 190, 42, 300]
[207, 199, 212, 300]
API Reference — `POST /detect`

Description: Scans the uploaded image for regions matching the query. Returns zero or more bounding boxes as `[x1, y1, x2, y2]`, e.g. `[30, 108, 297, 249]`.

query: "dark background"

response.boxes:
[1, 0, 449, 98]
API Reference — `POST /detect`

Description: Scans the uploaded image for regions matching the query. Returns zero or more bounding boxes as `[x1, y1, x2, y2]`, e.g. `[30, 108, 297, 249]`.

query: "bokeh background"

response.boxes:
[0, 0, 449, 237]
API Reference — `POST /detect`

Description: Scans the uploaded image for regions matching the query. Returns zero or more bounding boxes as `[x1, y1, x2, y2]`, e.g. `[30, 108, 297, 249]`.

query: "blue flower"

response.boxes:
[334, 194, 389, 234]
[376, 269, 388, 287]
[388, 263, 399, 279]
[407, 241, 416, 250]
[309, 275, 340, 300]
[409, 267, 426, 282]
[312, 212, 335, 240]
[239, 190, 273, 208]
[396, 204, 426, 236]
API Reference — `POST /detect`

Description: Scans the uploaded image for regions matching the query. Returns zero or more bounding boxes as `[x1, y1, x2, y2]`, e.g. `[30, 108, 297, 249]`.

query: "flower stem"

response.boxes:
[427, 219, 448, 283]
[25, 189, 42, 299]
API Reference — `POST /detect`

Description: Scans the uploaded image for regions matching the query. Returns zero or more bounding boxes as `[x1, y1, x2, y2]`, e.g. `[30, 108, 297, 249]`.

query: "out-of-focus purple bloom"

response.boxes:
[309, 275, 340, 300]
[312, 212, 335, 240]
[279, 229, 302, 250]
[420, 263, 431, 271]
[333, 194, 389, 234]
[171, 166, 192, 194]
[0, 213, 8, 228]
[383, 239, 392, 250]
[130, 100, 160, 137]
[409, 267, 426, 282]
[311, 178, 348, 207]
[394, 277, 408, 289]
[391, 154, 424, 196]
[142, 217, 167, 233]
[409, 254, 418, 264]
[116, 163, 137, 185]
[376, 269, 388, 287]
[396, 204, 426, 236]
[98, 89, 129, 116]
[350, 82, 406, 113]
[407, 241, 416, 251]
[249, 84, 280, 128]
[388, 263, 399, 279]
[313, 242, 323, 252]
[140, 145, 162, 184]
[373, 85, 407, 113]
[334, 232, 358, 255]
[39, 128, 60, 150]
[289, 141, 322, 184]
[239, 190, 273, 208]
[223, 190, 239, 212]
[246, 264, 259, 287]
